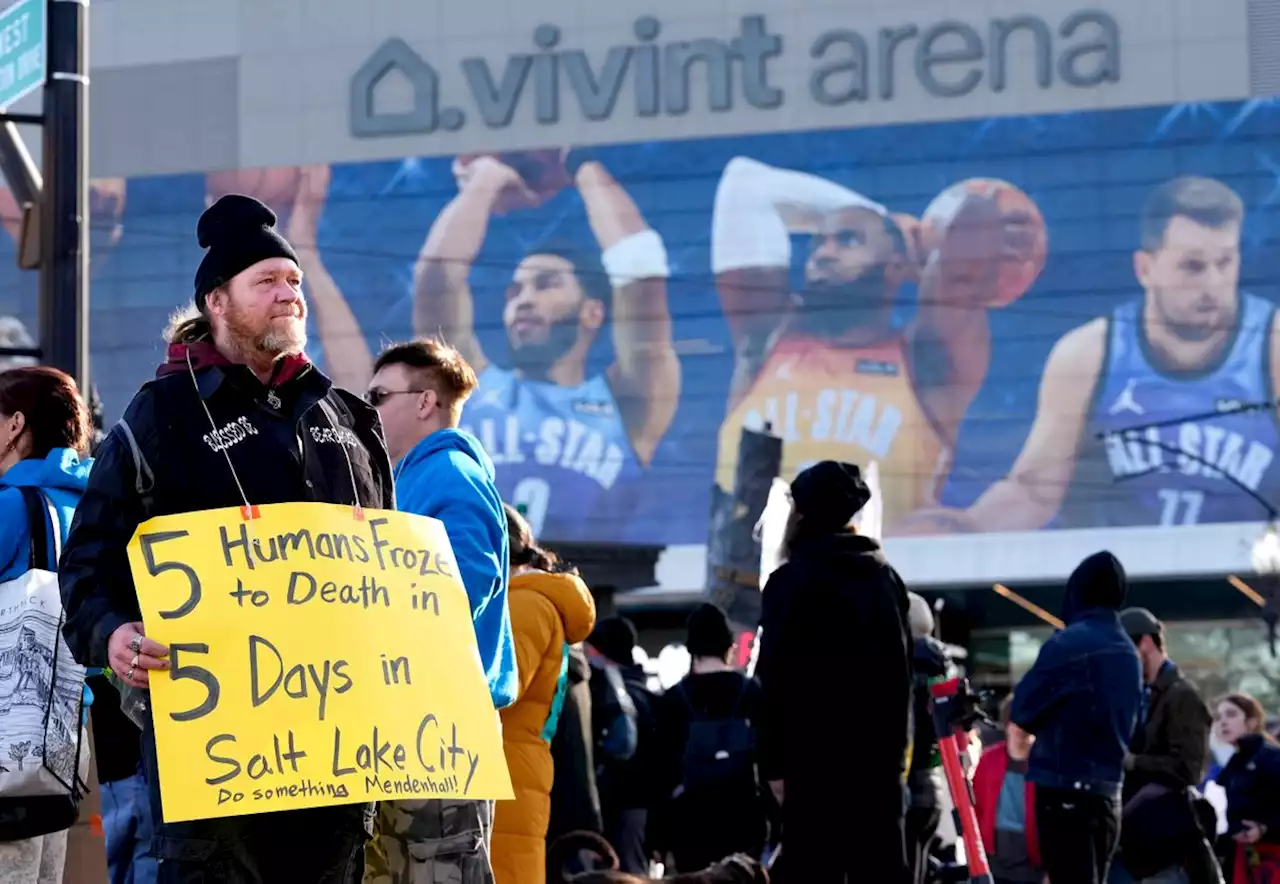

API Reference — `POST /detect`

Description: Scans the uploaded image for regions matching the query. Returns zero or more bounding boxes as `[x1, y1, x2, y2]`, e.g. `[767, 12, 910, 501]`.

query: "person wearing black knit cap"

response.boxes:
[1009, 551, 1144, 884]
[59, 194, 396, 883]
[753, 460, 913, 884]
[651, 603, 770, 873]
[173, 192, 307, 380]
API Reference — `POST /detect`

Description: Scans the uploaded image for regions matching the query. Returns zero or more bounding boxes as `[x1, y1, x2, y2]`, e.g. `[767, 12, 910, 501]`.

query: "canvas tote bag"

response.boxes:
[0, 486, 90, 840]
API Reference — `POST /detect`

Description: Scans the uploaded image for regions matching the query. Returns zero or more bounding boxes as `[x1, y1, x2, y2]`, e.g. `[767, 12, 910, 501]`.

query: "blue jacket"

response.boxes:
[0, 448, 96, 718]
[395, 428, 517, 709]
[0, 448, 92, 581]
[1011, 551, 1143, 801]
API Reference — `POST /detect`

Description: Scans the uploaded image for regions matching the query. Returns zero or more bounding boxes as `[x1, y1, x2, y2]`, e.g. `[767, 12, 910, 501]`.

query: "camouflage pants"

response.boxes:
[0, 831, 67, 884]
[365, 799, 494, 884]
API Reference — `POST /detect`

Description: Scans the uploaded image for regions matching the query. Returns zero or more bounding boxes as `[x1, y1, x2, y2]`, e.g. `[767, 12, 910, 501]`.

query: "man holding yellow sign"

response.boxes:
[57, 195, 509, 883]
[125, 502, 511, 808]
[118, 503, 511, 820]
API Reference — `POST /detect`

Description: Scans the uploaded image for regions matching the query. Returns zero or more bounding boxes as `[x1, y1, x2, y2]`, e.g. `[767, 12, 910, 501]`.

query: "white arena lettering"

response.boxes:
[1104, 423, 1274, 492]
[742, 389, 903, 458]
[469, 416, 624, 490]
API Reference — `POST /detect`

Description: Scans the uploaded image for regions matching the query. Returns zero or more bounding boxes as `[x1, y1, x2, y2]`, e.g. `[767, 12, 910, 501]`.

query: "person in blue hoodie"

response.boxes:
[1011, 550, 1144, 884]
[364, 338, 517, 884]
[0, 366, 95, 884]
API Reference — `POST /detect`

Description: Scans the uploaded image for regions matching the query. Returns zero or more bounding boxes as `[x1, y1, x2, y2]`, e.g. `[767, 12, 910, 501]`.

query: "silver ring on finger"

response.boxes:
[129, 633, 143, 654]
[125, 667, 134, 682]
[130, 654, 140, 669]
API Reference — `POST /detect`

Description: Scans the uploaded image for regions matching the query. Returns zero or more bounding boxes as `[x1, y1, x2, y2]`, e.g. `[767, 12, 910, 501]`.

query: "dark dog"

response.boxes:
[548, 831, 769, 884]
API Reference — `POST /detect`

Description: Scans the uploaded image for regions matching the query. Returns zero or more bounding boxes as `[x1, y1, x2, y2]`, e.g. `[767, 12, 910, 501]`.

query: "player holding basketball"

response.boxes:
[904, 175, 1280, 532]
[413, 150, 678, 541]
[712, 156, 1042, 531]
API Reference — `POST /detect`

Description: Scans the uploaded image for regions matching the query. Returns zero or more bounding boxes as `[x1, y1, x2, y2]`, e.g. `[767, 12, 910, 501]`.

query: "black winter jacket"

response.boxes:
[1217, 734, 1280, 842]
[60, 345, 395, 668]
[754, 529, 912, 883]
[590, 661, 660, 813]
[548, 643, 604, 842]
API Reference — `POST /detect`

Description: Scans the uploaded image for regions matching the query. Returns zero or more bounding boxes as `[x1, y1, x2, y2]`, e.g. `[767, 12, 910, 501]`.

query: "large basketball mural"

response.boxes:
[2, 97, 1279, 565]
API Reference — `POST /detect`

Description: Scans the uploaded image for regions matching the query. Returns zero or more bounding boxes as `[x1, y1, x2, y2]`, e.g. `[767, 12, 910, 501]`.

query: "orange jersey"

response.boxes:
[716, 334, 950, 528]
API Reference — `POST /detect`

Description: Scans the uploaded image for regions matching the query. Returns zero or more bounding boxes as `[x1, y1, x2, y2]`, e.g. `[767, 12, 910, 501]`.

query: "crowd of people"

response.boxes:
[0, 192, 1275, 884]
[971, 556, 1280, 884]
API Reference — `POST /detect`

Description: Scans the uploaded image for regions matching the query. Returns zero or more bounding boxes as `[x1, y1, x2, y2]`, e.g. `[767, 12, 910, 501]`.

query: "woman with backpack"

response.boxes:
[652, 603, 770, 873]
[491, 504, 596, 884]
[0, 367, 95, 884]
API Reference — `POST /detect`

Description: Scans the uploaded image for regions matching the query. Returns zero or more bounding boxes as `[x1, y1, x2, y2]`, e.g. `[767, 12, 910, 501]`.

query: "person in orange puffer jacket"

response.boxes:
[492, 504, 597, 884]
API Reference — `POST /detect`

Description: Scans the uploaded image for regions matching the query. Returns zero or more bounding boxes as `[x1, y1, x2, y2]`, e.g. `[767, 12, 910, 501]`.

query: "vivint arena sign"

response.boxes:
[349, 10, 1121, 138]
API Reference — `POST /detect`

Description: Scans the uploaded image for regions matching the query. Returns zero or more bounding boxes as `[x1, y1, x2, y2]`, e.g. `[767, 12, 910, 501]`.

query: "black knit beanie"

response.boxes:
[589, 616, 638, 667]
[790, 460, 872, 532]
[686, 602, 734, 660]
[1066, 550, 1128, 612]
[193, 194, 300, 310]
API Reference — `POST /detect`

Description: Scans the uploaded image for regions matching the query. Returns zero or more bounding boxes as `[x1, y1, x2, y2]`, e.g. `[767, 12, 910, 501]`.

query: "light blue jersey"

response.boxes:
[1062, 293, 1280, 527]
[460, 365, 644, 542]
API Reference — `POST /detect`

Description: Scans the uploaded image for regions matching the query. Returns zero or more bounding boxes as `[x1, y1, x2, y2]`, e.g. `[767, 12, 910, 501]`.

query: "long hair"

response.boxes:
[165, 303, 213, 344]
[504, 503, 577, 575]
[1215, 692, 1278, 743]
[0, 365, 92, 456]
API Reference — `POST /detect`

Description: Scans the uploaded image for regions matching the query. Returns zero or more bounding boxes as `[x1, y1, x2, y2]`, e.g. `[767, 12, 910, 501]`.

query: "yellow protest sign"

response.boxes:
[126, 502, 512, 823]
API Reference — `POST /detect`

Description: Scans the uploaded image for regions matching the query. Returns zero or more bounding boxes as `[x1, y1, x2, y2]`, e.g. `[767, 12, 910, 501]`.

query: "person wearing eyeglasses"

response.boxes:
[363, 337, 516, 884]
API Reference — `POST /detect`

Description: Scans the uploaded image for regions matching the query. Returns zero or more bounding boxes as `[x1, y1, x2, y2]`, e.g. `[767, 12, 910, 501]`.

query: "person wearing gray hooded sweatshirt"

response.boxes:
[1011, 550, 1144, 884]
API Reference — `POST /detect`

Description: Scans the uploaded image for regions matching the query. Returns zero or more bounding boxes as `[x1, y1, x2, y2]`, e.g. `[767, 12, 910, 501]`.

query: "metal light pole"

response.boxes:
[0, 0, 90, 386]
[39, 0, 89, 393]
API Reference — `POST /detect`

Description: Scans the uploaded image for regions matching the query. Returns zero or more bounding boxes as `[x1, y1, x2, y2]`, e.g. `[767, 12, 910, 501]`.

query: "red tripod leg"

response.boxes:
[930, 678, 994, 884]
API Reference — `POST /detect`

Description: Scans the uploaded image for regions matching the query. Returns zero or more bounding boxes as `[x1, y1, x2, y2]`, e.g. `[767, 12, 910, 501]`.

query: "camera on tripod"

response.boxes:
[927, 676, 999, 884]
[929, 676, 996, 739]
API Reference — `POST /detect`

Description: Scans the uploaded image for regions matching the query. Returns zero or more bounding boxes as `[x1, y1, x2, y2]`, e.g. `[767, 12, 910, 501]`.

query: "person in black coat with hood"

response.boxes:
[1010, 551, 1144, 884]
[754, 460, 912, 884]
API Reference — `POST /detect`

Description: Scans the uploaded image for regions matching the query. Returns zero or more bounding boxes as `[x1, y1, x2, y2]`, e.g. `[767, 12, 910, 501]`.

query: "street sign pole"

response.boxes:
[39, 0, 88, 391]
[0, 0, 90, 392]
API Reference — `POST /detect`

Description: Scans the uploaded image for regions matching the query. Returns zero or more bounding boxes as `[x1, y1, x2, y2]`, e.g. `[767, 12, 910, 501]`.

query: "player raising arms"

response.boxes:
[712, 157, 1045, 531]
[412, 150, 679, 541]
[902, 176, 1280, 533]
